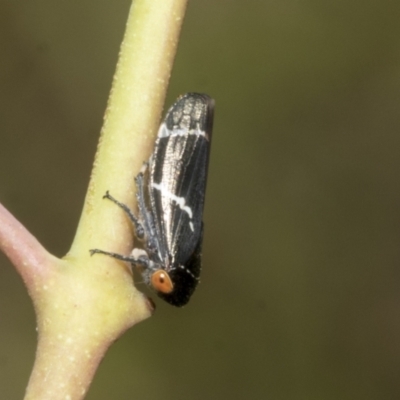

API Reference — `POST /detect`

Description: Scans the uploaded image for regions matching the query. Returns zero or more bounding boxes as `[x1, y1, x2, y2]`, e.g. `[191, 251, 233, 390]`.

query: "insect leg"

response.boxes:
[89, 248, 149, 268]
[135, 169, 159, 253]
[103, 191, 144, 239]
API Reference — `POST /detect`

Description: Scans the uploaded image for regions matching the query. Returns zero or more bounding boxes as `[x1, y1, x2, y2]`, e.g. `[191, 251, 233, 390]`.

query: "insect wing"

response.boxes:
[158, 226, 203, 306]
[149, 93, 214, 267]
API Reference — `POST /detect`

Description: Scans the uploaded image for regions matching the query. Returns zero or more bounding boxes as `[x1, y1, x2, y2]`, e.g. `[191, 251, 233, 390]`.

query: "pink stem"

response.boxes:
[0, 202, 53, 287]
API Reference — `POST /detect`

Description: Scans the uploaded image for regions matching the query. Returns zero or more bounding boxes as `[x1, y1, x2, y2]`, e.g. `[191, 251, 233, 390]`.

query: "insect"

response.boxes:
[90, 93, 214, 306]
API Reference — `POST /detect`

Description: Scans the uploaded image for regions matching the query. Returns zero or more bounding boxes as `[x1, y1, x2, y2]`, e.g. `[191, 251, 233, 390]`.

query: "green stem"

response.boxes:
[70, 0, 188, 259]
[22, 1, 188, 399]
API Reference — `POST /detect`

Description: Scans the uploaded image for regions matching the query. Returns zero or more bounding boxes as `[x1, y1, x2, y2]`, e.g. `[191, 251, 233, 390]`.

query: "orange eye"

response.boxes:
[151, 270, 174, 294]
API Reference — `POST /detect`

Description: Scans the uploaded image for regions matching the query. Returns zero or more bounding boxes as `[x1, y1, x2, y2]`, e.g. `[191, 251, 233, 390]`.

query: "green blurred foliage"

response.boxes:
[1, 0, 400, 399]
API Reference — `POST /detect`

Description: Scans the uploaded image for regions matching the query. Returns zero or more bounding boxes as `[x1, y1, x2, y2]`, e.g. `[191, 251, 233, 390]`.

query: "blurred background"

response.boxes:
[1, 0, 400, 399]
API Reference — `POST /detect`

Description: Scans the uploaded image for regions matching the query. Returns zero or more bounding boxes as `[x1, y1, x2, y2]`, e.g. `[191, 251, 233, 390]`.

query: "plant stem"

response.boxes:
[70, 0, 188, 260]
[18, 1, 189, 399]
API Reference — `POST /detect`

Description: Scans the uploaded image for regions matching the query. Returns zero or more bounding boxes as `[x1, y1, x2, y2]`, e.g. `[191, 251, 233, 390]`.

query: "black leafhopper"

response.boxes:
[90, 93, 214, 306]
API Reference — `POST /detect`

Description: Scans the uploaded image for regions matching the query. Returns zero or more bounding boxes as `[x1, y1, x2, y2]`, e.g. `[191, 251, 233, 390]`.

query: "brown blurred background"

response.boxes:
[1, 1, 400, 399]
